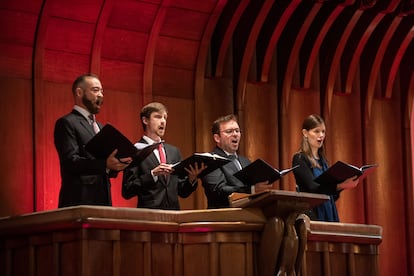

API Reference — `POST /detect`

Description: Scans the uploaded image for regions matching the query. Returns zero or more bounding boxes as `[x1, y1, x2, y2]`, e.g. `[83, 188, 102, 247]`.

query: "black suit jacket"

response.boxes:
[292, 152, 341, 220]
[122, 138, 197, 210]
[201, 147, 251, 208]
[54, 109, 114, 207]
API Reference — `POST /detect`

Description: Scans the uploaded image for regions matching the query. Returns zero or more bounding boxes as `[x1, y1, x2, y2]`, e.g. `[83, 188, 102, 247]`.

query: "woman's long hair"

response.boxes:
[298, 114, 327, 169]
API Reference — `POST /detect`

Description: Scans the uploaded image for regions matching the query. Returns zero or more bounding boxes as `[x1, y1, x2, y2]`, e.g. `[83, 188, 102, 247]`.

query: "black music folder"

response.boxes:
[85, 124, 159, 163]
[314, 161, 378, 188]
[233, 159, 299, 186]
[172, 153, 231, 178]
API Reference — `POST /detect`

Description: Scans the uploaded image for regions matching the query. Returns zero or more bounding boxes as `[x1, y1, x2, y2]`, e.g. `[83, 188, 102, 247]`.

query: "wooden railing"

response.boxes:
[0, 191, 382, 276]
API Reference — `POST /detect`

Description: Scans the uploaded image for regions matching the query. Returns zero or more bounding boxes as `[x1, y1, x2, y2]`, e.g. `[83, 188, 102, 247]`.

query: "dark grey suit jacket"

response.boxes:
[201, 147, 251, 208]
[54, 109, 114, 207]
[122, 138, 197, 210]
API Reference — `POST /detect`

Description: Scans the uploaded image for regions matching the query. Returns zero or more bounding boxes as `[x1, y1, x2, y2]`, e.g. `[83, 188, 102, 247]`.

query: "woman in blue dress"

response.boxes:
[292, 114, 359, 222]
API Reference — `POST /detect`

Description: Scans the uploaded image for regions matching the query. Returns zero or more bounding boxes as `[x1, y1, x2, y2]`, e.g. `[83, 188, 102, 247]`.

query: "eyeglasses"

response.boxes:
[220, 128, 241, 135]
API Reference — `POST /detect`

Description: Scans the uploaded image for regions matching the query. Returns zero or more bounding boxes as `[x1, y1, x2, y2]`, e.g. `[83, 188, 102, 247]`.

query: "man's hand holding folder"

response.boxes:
[172, 153, 231, 178]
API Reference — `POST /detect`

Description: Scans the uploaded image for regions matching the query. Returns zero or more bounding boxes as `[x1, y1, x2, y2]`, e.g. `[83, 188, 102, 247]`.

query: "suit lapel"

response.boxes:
[238, 157, 250, 169]
[81, 119, 96, 137]
[137, 139, 159, 167]
[212, 146, 243, 175]
[72, 110, 96, 137]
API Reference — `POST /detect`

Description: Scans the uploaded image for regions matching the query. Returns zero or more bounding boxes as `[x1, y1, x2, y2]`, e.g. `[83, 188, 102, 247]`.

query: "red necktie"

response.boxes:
[158, 143, 166, 164]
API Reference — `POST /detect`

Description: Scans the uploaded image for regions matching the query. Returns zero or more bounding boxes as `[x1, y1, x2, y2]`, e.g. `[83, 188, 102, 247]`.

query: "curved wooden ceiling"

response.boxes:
[1, 0, 413, 111]
[209, 0, 413, 114]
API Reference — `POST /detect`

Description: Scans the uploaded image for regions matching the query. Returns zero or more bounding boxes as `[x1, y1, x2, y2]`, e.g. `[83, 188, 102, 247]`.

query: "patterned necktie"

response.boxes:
[158, 143, 166, 164]
[89, 114, 100, 134]
[228, 154, 242, 171]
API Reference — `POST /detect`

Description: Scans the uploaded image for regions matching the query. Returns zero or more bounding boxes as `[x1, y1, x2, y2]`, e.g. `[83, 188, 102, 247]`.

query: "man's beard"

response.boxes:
[82, 95, 102, 114]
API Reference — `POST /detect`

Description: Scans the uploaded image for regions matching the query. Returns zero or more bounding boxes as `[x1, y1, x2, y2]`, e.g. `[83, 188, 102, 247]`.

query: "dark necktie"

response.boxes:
[88, 114, 100, 134]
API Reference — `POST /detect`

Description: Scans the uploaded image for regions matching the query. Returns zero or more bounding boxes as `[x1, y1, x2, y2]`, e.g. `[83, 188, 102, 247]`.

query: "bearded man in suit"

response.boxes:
[54, 73, 132, 208]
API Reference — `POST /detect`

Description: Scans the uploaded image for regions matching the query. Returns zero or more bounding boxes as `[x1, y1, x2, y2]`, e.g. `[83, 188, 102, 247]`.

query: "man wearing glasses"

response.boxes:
[201, 114, 268, 208]
[54, 73, 132, 208]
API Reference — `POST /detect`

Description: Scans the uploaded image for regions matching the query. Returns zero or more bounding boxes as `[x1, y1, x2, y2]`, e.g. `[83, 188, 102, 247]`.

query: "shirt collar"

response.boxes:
[74, 105, 93, 122]
[142, 135, 162, 145]
[223, 150, 237, 157]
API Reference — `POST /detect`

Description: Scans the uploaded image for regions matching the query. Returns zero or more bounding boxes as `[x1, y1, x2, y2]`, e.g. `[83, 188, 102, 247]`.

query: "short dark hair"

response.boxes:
[211, 114, 238, 135]
[140, 102, 167, 130]
[72, 73, 99, 94]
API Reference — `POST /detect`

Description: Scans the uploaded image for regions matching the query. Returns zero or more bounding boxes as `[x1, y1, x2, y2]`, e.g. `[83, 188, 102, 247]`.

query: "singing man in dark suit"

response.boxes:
[54, 73, 132, 208]
[122, 102, 205, 210]
[201, 114, 269, 208]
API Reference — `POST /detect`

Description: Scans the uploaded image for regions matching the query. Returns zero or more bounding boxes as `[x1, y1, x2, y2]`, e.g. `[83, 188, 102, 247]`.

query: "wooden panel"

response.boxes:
[243, 83, 282, 189]
[197, 78, 234, 150]
[42, 50, 90, 83]
[183, 244, 210, 276]
[355, 254, 379, 276]
[304, 242, 380, 276]
[35, 81, 74, 210]
[160, 8, 209, 40]
[100, 59, 143, 92]
[329, 252, 348, 275]
[329, 93, 366, 224]
[220, 243, 249, 276]
[85, 240, 114, 276]
[35, 244, 54, 276]
[158, 97, 195, 157]
[152, 244, 174, 276]
[44, 18, 95, 54]
[61, 241, 82, 276]
[119, 241, 145, 276]
[243, 82, 279, 168]
[102, 28, 148, 63]
[155, 37, 199, 69]
[171, 0, 218, 13]
[0, 78, 33, 216]
[152, 66, 194, 98]
[364, 97, 408, 276]
[0, 9, 38, 45]
[0, 43, 32, 78]
[304, 221, 382, 276]
[96, 89, 142, 140]
[12, 247, 30, 276]
[108, 1, 158, 32]
[48, 0, 103, 22]
[30, 233, 55, 275]
[0, 0, 42, 13]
